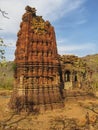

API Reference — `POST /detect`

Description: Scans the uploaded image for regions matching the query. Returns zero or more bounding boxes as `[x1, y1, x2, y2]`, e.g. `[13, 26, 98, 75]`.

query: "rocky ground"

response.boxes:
[0, 90, 98, 130]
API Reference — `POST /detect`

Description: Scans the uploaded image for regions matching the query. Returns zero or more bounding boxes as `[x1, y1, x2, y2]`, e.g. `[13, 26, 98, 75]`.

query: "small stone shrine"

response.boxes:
[10, 6, 64, 112]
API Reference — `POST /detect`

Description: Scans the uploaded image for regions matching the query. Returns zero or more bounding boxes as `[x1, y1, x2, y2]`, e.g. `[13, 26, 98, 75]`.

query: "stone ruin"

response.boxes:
[10, 6, 93, 113]
[10, 6, 64, 112]
[59, 55, 93, 91]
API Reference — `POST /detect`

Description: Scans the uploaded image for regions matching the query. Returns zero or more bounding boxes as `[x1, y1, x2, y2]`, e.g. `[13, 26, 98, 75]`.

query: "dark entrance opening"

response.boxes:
[65, 71, 70, 82]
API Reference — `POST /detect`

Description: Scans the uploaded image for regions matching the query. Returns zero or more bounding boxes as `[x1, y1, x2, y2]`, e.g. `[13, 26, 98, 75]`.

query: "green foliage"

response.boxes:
[0, 38, 6, 61]
[0, 61, 14, 90]
[0, 78, 13, 90]
[12, 62, 17, 71]
[93, 82, 98, 91]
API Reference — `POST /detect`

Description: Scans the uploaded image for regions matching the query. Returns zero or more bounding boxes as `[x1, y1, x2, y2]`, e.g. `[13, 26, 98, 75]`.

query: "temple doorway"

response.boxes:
[64, 70, 72, 90]
[65, 71, 71, 82]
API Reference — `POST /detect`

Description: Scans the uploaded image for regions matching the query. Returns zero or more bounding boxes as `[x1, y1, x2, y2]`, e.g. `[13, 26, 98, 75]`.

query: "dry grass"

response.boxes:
[0, 90, 98, 130]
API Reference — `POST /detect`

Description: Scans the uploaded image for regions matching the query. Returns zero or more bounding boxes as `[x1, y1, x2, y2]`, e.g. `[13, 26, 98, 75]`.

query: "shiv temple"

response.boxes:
[10, 6, 92, 112]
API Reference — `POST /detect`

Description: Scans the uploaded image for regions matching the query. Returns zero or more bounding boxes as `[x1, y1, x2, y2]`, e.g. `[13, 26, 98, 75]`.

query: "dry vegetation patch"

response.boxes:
[0, 90, 98, 129]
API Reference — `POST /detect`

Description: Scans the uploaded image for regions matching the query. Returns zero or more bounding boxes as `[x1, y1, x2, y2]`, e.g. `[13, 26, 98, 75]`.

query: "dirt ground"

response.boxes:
[0, 90, 98, 130]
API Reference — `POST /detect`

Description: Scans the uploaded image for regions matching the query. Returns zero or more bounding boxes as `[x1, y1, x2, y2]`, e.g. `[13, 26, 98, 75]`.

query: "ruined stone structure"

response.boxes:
[10, 6, 63, 112]
[59, 55, 92, 91]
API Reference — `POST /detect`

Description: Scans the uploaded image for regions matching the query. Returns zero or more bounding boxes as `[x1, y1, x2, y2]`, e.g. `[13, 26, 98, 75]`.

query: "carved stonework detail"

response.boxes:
[10, 6, 63, 112]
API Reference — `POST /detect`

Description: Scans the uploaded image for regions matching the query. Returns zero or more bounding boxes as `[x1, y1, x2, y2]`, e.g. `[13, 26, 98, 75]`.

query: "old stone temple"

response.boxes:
[10, 6, 64, 112]
[10, 6, 92, 112]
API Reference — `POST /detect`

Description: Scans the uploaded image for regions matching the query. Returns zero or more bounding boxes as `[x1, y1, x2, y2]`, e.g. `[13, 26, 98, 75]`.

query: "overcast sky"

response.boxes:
[0, 0, 98, 60]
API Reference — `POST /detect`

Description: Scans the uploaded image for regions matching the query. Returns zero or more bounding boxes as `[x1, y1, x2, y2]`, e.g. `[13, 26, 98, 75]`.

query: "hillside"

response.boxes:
[82, 54, 98, 72]
[82, 54, 98, 89]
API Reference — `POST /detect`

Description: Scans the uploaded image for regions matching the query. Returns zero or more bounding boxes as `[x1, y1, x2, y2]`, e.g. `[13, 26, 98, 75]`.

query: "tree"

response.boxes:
[0, 38, 6, 61]
[0, 8, 9, 61]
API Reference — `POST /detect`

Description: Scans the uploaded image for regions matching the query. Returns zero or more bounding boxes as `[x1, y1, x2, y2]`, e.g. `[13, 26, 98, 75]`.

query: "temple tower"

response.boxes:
[10, 6, 64, 112]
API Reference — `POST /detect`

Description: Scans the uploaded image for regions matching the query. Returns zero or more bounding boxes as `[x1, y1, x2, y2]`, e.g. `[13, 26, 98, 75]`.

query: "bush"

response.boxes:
[0, 61, 14, 90]
[0, 77, 13, 90]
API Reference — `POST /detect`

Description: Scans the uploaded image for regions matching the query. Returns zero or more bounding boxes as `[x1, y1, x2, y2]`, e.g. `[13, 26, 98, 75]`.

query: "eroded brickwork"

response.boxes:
[10, 6, 63, 112]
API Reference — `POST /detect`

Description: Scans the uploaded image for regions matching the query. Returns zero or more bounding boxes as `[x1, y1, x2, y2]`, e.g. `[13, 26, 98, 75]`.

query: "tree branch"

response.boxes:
[0, 9, 9, 19]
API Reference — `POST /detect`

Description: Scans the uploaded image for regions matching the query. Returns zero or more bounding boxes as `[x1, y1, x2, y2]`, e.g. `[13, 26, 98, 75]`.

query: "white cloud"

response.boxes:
[76, 19, 87, 25]
[0, 0, 85, 34]
[57, 39, 97, 56]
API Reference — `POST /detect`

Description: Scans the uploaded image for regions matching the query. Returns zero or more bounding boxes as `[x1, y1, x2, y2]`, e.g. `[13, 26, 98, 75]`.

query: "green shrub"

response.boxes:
[0, 77, 13, 90]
